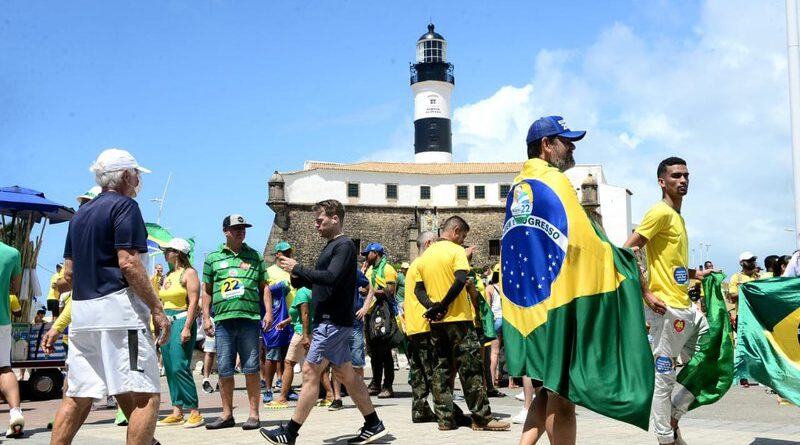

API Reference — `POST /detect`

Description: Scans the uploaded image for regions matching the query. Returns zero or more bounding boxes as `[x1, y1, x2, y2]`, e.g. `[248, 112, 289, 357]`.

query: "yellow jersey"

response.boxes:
[416, 240, 474, 324]
[729, 271, 757, 314]
[267, 264, 296, 307]
[159, 268, 188, 310]
[47, 270, 63, 301]
[403, 260, 430, 336]
[635, 201, 690, 308]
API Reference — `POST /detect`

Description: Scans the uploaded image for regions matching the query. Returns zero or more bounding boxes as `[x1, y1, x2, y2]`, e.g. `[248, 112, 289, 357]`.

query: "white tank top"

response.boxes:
[488, 284, 502, 319]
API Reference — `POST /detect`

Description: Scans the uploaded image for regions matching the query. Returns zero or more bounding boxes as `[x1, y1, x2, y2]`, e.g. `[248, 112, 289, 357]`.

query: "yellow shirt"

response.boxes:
[416, 240, 474, 324]
[9, 294, 20, 314]
[53, 294, 72, 333]
[267, 264, 296, 307]
[729, 271, 757, 314]
[159, 269, 188, 310]
[366, 262, 398, 312]
[635, 201, 690, 308]
[47, 270, 63, 301]
[403, 260, 430, 336]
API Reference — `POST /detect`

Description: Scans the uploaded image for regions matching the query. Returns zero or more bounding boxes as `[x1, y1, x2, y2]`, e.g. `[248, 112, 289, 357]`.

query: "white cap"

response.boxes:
[739, 251, 757, 262]
[90, 148, 151, 174]
[161, 238, 191, 255]
[76, 185, 102, 204]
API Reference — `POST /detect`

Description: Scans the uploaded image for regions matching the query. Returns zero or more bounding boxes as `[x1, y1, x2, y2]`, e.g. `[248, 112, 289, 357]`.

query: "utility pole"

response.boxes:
[787, 0, 800, 248]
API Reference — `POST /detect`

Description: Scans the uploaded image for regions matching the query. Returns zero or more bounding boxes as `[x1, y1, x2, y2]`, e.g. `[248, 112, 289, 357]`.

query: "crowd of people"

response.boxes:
[0, 115, 795, 445]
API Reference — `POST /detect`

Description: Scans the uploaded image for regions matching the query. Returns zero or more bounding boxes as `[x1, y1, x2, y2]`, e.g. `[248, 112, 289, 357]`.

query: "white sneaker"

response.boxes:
[6, 411, 24, 438]
[515, 391, 525, 401]
[511, 408, 528, 424]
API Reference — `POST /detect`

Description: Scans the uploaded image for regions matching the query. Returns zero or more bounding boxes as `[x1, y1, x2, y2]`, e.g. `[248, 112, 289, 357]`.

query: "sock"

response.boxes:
[9, 408, 22, 418]
[287, 419, 302, 436]
[364, 411, 380, 427]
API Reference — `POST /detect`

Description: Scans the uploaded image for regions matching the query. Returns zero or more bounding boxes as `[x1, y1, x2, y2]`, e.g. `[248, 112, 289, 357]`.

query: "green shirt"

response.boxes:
[395, 272, 406, 305]
[0, 242, 21, 326]
[289, 287, 312, 334]
[203, 243, 266, 322]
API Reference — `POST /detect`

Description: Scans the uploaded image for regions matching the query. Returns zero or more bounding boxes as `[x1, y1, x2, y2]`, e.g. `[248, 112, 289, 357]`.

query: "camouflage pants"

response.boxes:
[430, 321, 492, 427]
[407, 333, 436, 422]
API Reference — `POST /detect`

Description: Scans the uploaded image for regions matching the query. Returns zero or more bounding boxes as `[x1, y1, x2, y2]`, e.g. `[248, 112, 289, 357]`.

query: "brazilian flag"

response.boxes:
[145, 222, 195, 263]
[145, 222, 173, 254]
[500, 158, 653, 430]
[735, 278, 800, 405]
[674, 271, 734, 409]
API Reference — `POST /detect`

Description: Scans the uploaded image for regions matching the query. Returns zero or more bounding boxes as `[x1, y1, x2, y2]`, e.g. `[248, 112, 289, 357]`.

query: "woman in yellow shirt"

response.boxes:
[157, 239, 204, 428]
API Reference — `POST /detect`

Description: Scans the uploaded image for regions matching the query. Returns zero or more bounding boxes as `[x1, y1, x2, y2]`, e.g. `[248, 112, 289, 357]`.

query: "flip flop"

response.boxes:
[264, 401, 289, 409]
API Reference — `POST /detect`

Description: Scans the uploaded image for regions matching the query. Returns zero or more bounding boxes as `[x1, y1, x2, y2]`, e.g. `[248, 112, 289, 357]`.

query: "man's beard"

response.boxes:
[552, 153, 575, 172]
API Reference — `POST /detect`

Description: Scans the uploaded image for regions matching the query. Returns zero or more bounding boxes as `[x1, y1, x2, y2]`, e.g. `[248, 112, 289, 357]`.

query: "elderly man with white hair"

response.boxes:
[47, 148, 170, 445]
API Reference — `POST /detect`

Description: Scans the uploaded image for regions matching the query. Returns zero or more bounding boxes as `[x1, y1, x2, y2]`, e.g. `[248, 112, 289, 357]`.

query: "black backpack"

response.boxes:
[367, 298, 404, 348]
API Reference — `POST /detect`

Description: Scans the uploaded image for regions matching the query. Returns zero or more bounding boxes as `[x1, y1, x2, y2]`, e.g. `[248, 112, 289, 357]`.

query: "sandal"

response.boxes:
[264, 400, 289, 409]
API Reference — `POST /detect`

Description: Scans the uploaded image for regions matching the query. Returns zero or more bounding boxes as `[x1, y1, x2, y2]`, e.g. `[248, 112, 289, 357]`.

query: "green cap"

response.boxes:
[274, 241, 292, 253]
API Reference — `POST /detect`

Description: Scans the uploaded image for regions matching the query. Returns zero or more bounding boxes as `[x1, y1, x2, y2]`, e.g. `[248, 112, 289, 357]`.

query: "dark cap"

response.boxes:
[222, 214, 252, 229]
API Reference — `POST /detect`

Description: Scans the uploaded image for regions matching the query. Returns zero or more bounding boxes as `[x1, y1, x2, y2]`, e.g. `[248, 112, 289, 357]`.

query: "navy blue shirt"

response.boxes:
[353, 269, 369, 330]
[63, 192, 148, 301]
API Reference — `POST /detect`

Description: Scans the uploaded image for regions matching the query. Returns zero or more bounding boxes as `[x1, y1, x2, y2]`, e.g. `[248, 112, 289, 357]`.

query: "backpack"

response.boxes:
[367, 298, 404, 348]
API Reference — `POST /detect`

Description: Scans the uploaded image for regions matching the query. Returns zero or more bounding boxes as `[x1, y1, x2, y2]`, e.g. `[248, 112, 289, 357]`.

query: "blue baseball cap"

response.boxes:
[526, 116, 586, 144]
[361, 242, 385, 256]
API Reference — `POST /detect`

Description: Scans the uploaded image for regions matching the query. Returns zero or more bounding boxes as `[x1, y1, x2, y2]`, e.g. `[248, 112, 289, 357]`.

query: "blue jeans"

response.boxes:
[215, 318, 260, 377]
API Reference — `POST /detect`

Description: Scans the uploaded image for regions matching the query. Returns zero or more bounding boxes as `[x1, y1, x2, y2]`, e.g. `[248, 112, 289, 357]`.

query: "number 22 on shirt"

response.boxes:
[221, 278, 244, 300]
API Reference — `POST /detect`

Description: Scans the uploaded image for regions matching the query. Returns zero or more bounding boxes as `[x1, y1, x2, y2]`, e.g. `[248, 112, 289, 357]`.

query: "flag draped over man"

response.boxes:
[500, 157, 654, 430]
[734, 277, 800, 405]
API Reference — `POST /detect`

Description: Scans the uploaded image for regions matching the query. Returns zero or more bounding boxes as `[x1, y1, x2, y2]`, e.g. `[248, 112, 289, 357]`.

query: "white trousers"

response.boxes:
[646, 304, 708, 444]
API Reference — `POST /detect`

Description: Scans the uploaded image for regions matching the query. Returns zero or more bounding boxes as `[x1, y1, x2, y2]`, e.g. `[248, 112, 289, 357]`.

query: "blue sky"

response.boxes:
[1, 0, 794, 283]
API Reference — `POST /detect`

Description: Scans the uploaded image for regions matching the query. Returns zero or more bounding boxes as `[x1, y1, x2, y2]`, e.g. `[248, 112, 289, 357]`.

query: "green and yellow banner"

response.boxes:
[735, 278, 800, 405]
[500, 158, 653, 430]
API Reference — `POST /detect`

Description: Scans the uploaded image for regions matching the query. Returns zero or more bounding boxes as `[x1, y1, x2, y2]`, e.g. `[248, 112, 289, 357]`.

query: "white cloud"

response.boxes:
[450, 0, 795, 273]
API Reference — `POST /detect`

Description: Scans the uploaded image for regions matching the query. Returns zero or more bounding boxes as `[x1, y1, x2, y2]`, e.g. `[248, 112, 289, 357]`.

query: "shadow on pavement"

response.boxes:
[323, 433, 396, 444]
[750, 439, 800, 445]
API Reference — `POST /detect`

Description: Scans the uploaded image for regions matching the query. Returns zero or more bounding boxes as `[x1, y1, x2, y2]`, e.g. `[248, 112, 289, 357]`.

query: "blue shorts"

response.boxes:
[215, 319, 260, 377]
[350, 326, 365, 368]
[265, 345, 288, 362]
[307, 322, 353, 367]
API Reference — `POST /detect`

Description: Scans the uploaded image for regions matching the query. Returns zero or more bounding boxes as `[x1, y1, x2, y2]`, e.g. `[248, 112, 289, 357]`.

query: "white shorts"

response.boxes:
[67, 328, 160, 399]
[0, 325, 10, 368]
[203, 336, 216, 353]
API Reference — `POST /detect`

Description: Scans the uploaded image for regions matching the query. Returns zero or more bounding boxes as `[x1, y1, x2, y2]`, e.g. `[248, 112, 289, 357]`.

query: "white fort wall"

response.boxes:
[278, 163, 632, 247]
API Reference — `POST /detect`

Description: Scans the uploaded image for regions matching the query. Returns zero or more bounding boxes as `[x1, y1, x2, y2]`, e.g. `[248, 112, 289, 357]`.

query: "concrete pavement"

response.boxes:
[4, 367, 799, 444]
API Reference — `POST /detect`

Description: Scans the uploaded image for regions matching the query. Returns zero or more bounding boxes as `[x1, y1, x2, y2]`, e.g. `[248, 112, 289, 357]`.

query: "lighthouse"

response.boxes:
[411, 23, 455, 163]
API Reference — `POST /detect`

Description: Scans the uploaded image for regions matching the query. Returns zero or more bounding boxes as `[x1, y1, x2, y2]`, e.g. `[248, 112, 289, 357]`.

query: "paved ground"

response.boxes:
[3, 365, 799, 444]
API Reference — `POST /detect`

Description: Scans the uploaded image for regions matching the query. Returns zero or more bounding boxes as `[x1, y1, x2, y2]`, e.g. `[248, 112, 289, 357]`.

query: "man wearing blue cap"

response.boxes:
[512, 116, 585, 444]
[361, 243, 398, 398]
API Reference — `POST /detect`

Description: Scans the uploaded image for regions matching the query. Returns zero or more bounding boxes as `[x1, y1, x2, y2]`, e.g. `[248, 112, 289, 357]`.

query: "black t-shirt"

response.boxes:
[292, 235, 356, 327]
[63, 191, 148, 301]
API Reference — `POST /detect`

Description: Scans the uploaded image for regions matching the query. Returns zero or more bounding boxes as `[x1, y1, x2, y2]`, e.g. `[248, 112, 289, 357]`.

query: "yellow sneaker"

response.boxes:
[315, 398, 333, 407]
[183, 412, 205, 428]
[157, 414, 185, 426]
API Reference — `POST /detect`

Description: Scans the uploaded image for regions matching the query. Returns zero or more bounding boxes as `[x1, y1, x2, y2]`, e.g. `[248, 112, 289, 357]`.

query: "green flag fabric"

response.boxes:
[734, 277, 800, 405]
[674, 271, 734, 410]
[145, 222, 173, 254]
[500, 158, 654, 430]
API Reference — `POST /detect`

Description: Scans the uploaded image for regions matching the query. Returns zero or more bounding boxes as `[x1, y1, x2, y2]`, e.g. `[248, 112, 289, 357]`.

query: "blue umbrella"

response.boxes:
[0, 186, 74, 224]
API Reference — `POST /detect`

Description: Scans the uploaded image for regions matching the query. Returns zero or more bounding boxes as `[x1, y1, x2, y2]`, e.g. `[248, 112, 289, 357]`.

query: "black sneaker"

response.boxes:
[328, 399, 344, 411]
[202, 379, 214, 394]
[347, 421, 387, 444]
[260, 424, 297, 444]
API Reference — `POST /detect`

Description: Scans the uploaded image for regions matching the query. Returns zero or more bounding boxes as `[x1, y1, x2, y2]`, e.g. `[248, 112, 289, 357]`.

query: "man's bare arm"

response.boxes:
[623, 232, 667, 315]
[118, 248, 170, 344]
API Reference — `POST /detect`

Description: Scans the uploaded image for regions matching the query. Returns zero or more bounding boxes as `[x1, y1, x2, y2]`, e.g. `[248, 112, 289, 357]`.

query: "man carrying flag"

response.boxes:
[503, 116, 654, 445]
[624, 157, 713, 445]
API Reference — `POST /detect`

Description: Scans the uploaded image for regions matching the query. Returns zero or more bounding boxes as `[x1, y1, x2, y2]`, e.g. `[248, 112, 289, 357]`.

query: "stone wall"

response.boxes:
[264, 203, 505, 268]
